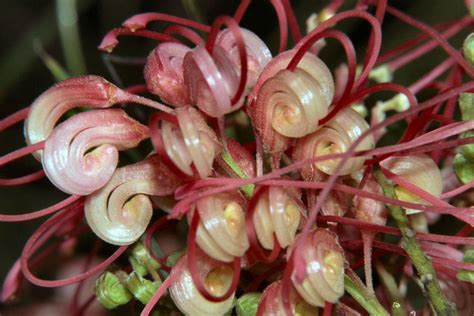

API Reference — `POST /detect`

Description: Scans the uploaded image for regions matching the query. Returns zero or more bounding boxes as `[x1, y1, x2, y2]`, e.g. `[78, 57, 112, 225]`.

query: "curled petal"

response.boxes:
[249, 49, 334, 107]
[183, 46, 241, 117]
[380, 154, 443, 214]
[256, 68, 330, 138]
[190, 191, 249, 262]
[291, 229, 345, 307]
[144, 42, 192, 106]
[169, 253, 235, 316]
[253, 186, 303, 250]
[85, 155, 184, 245]
[293, 108, 374, 177]
[161, 107, 221, 178]
[24, 76, 131, 159]
[216, 27, 272, 90]
[257, 281, 318, 315]
[42, 109, 149, 195]
[249, 50, 334, 154]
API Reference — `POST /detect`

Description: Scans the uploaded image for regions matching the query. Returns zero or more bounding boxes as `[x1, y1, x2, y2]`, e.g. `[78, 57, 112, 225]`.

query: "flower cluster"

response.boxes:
[1, 0, 474, 315]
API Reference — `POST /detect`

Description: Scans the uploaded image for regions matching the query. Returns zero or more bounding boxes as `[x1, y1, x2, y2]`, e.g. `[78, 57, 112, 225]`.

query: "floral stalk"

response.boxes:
[374, 167, 456, 316]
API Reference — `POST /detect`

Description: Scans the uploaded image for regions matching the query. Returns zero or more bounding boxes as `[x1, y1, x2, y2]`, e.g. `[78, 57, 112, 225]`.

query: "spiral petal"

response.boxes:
[291, 229, 345, 307]
[85, 155, 184, 245]
[293, 108, 374, 177]
[169, 253, 235, 316]
[191, 191, 249, 262]
[250, 49, 334, 154]
[24, 76, 131, 159]
[380, 154, 443, 214]
[161, 107, 221, 178]
[42, 109, 148, 195]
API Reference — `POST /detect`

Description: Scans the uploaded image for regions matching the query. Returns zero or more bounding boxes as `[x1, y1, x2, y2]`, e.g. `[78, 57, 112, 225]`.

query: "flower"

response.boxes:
[1, 0, 474, 315]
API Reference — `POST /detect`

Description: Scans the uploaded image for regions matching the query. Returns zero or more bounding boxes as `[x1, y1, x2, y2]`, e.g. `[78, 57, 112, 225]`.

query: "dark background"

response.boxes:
[0, 0, 469, 312]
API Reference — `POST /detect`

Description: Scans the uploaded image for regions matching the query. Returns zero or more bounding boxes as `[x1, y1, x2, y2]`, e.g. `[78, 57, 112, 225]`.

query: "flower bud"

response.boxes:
[464, 33, 474, 66]
[129, 242, 160, 277]
[236, 292, 261, 316]
[125, 271, 161, 305]
[95, 271, 132, 309]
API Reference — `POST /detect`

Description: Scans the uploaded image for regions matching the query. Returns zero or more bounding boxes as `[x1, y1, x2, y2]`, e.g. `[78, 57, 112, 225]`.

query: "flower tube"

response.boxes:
[252, 186, 304, 250]
[189, 191, 249, 262]
[169, 253, 235, 316]
[380, 154, 443, 214]
[42, 109, 149, 195]
[159, 107, 221, 178]
[249, 49, 335, 154]
[290, 228, 345, 307]
[85, 155, 184, 245]
[293, 107, 374, 177]
[24, 76, 131, 159]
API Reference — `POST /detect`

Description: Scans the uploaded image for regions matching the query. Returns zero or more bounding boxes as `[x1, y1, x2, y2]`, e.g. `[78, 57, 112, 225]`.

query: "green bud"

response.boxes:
[129, 256, 148, 277]
[463, 249, 474, 263]
[95, 271, 132, 309]
[236, 292, 261, 316]
[130, 242, 160, 276]
[454, 153, 474, 184]
[457, 249, 474, 283]
[457, 270, 474, 283]
[126, 271, 161, 305]
[464, 33, 474, 66]
[459, 93, 474, 122]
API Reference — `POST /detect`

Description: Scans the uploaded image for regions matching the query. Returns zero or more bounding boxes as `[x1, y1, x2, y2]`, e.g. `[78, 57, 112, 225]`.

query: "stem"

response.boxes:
[56, 0, 87, 75]
[373, 167, 456, 316]
[344, 269, 389, 316]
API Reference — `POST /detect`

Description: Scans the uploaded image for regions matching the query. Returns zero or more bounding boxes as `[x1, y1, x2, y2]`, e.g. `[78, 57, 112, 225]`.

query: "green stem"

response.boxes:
[56, 0, 87, 75]
[373, 167, 456, 316]
[344, 269, 389, 316]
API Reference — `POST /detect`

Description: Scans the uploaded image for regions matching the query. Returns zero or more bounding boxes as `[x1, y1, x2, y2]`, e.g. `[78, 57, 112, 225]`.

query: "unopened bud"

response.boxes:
[130, 242, 160, 276]
[464, 33, 474, 66]
[236, 292, 261, 316]
[95, 271, 132, 309]
[454, 153, 474, 184]
[126, 271, 161, 305]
